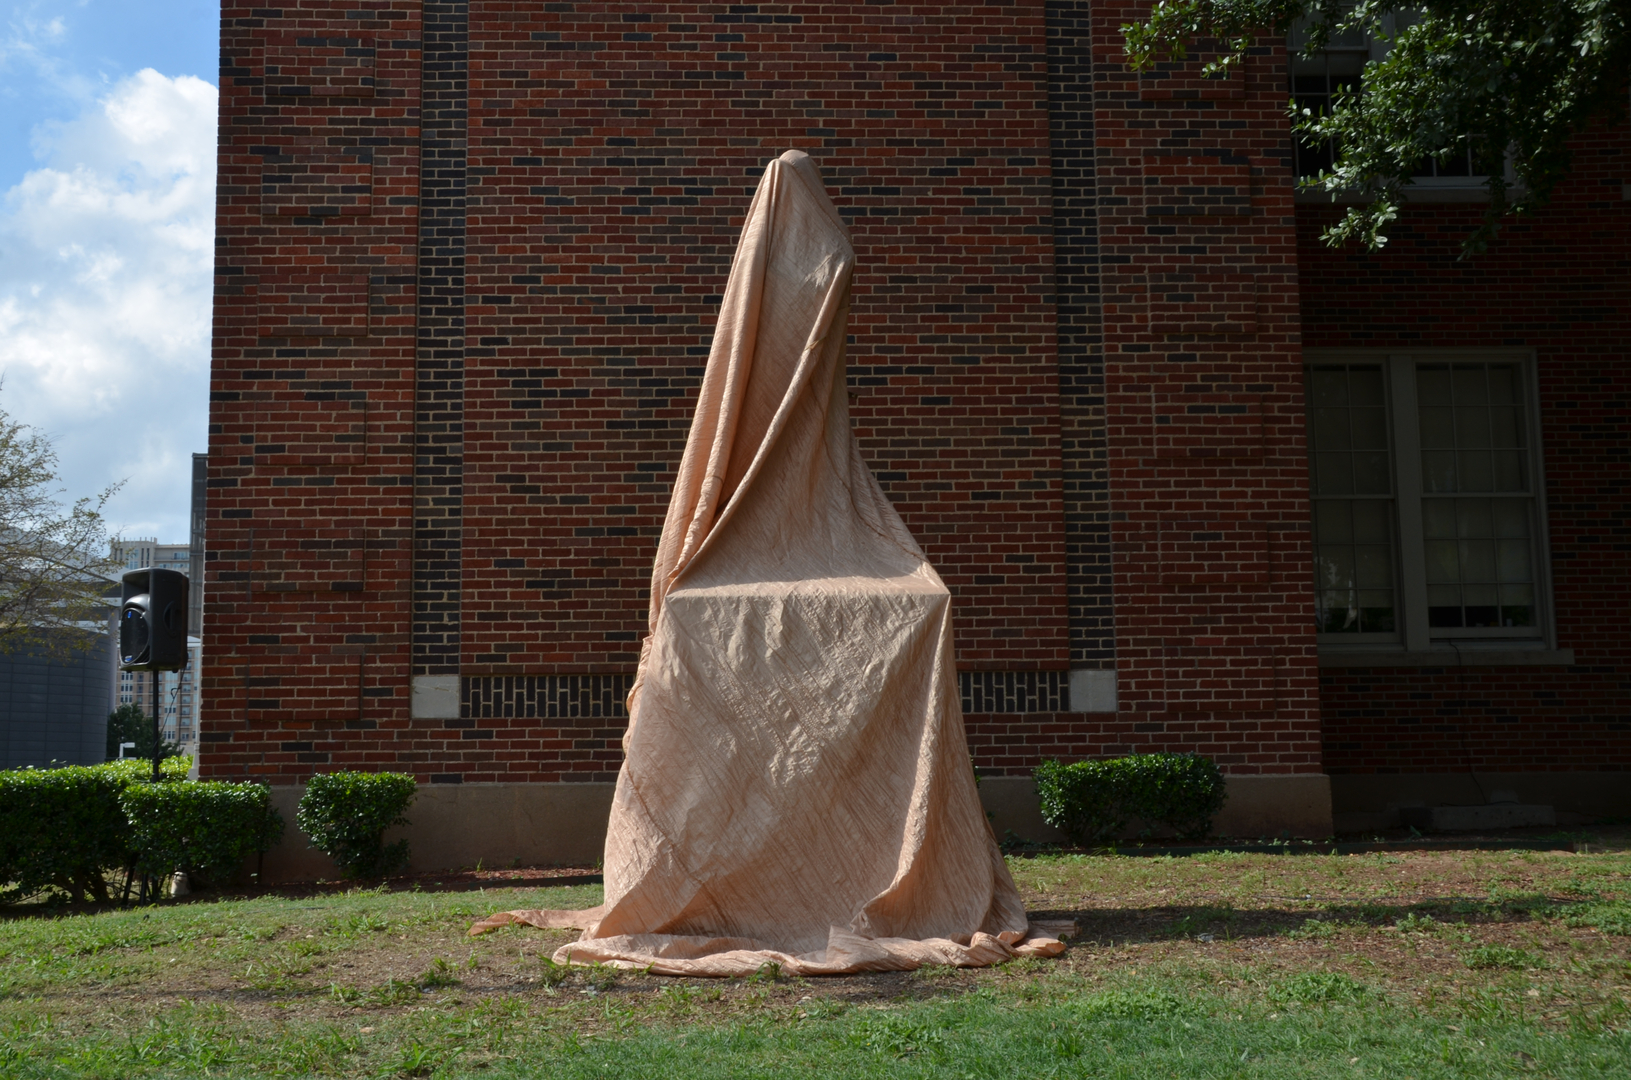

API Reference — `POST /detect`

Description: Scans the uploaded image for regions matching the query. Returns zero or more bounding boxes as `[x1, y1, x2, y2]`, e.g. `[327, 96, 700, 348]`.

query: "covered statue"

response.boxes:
[470, 150, 1069, 974]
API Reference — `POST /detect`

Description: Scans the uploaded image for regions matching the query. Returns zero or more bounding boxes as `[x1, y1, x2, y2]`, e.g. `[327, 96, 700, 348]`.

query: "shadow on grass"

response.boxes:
[1030, 893, 1590, 947]
[0, 866, 605, 921]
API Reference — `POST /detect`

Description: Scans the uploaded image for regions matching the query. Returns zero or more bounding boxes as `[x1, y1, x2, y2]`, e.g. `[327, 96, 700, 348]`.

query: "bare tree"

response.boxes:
[0, 398, 121, 655]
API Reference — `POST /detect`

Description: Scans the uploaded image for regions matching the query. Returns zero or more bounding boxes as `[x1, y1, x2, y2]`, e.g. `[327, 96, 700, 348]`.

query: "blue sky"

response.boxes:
[0, 0, 219, 545]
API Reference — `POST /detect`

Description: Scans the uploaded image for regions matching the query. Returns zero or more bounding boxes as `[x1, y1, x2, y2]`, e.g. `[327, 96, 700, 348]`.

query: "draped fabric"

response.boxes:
[469, 151, 1069, 973]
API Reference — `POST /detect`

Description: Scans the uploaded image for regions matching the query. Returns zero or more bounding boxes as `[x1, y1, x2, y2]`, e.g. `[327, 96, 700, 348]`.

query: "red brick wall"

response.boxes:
[204, 0, 1347, 784]
[460, 1, 1068, 675]
[203, 1, 421, 779]
[1300, 105, 1631, 773]
[965, 710, 1322, 776]
[1089, 4, 1324, 774]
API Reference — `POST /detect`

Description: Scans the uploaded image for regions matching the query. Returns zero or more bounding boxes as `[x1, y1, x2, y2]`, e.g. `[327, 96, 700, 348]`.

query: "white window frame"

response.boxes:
[1307, 348, 1570, 667]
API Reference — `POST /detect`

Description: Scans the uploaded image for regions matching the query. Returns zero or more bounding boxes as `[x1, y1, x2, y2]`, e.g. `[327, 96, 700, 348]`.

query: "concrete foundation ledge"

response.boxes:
[1331, 771, 1631, 834]
[257, 783, 616, 884]
[253, 773, 1336, 883]
[980, 774, 1334, 844]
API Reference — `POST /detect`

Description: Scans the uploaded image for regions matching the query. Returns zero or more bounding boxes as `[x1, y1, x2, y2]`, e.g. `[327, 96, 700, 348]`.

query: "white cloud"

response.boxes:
[0, 67, 214, 543]
[0, 6, 98, 110]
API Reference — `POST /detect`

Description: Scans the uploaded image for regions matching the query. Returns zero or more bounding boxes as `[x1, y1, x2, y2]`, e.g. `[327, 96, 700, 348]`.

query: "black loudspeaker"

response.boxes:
[121, 568, 190, 671]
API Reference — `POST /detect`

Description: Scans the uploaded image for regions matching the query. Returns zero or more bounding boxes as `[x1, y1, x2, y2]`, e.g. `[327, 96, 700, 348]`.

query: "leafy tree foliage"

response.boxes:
[1124, 0, 1631, 253]
[0, 397, 120, 653]
[104, 703, 183, 764]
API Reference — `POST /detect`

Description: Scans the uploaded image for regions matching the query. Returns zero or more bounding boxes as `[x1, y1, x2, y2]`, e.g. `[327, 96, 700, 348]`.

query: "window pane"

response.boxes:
[1418, 406, 1456, 448]
[1309, 369, 1348, 407]
[1492, 499, 1529, 538]
[1348, 368, 1384, 406]
[1352, 500, 1391, 543]
[1315, 453, 1353, 495]
[1312, 408, 1352, 450]
[1312, 496, 1395, 635]
[1316, 500, 1353, 543]
[1357, 591, 1396, 632]
[1356, 545, 1392, 588]
[1420, 491, 1539, 632]
[1494, 451, 1526, 491]
[1497, 539, 1532, 582]
[1501, 582, 1534, 622]
[1452, 367, 1488, 404]
[1307, 364, 1396, 636]
[1456, 499, 1492, 538]
[1316, 593, 1352, 633]
[1428, 584, 1463, 627]
[1424, 540, 1459, 583]
[1459, 539, 1496, 581]
[1422, 450, 1457, 492]
[1489, 407, 1521, 448]
[1458, 450, 1493, 491]
[1352, 452, 1390, 494]
[1317, 548, 1355, 590]
[1487, 366, 1519, 404]
[1422, 499, 1457, 539]
[1456, 406, 1490, 446]
[1422, 362, 1529, 497]
[1307, 365, 1390, 500]
[1351, 407, 1388, 449]
[1417, 367, 1453, 405]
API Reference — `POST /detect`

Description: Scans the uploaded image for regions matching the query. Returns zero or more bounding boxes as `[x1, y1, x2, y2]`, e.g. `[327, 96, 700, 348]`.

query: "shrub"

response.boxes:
[120, 780, 284, 887]
[1116, 753, 1227, 840]
[296, 772, 418, 878]
[1035, 752, 1227, 845]
[1035, 758, 1127, 844]
[0, 757, 189, 904]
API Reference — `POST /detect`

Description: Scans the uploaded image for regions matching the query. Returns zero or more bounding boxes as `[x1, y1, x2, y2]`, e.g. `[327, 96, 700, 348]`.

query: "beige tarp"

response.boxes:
[469, 151, 1070, 974]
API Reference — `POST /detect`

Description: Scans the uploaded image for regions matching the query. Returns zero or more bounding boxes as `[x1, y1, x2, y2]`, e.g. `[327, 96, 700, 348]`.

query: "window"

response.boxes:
[1306, 351, 1555, 656]
[1288, 16, 1498, 189]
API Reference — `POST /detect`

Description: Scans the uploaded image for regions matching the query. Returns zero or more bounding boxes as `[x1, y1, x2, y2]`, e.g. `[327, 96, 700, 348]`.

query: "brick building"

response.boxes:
[204, 0, 1629, 870]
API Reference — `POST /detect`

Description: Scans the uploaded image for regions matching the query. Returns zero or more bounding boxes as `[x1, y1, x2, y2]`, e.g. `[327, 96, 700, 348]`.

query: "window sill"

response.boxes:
[1295, 184, 1493, 206]
[1318, 647, 1575, 668]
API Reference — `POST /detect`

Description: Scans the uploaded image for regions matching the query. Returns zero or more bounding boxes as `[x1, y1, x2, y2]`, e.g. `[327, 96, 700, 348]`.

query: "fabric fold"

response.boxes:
[471, 150, 1061, 975]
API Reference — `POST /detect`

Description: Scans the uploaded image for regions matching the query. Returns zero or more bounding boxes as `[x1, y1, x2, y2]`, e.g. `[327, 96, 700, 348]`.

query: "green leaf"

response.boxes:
[1122, 0, 1631, 253]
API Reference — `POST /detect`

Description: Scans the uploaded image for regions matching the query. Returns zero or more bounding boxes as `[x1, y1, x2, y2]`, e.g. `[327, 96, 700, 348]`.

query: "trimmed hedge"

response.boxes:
[122, 781, 284, 888]
[1035, 753, 1227, 844]
[296, 772, 417, 879]
[0, 758, 287, 904]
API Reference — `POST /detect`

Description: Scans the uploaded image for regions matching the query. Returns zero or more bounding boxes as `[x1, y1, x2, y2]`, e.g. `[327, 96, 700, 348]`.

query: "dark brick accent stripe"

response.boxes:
[961, 670, 1071, 714]
[462, 671, 1070, 720]
[413, 2, 468, 676]
[1046, 0, 1115, 668]
[465, 675, 635, 720]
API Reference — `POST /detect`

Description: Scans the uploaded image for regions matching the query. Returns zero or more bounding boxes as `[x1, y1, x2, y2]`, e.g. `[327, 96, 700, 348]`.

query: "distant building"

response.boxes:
[0, 633, 114, 769]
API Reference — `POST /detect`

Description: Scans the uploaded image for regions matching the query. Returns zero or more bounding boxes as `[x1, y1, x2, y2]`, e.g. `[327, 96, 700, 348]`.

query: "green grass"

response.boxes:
[3, 976, 1626, 1079]
[2, 838, 1628, 1078]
